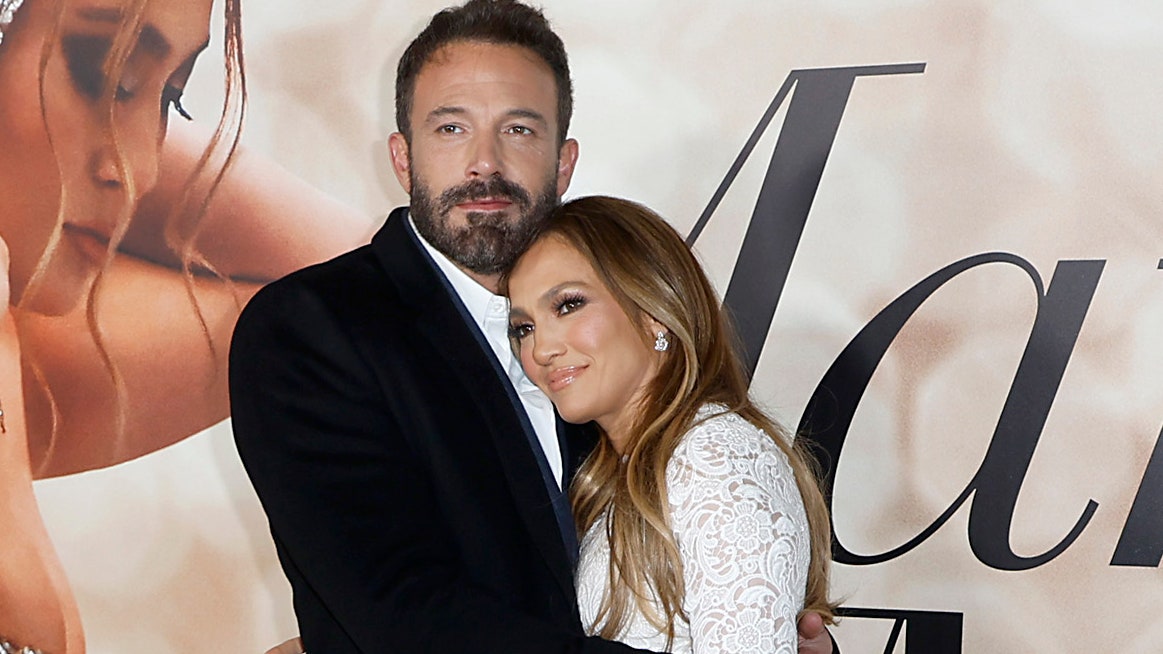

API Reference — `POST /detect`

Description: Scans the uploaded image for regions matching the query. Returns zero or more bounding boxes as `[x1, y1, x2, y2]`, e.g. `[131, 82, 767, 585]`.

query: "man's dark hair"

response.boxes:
[395, 0, 573, 146]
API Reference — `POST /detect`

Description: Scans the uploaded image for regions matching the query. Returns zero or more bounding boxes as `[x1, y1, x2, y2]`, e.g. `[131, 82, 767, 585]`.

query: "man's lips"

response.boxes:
[457, 197, 513, 212]
[547, 365, 585, 393]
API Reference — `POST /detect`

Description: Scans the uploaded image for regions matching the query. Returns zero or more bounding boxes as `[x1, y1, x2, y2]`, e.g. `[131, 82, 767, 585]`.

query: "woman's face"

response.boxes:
[508, 235, 663, 449]
[0, 0, 211, 313]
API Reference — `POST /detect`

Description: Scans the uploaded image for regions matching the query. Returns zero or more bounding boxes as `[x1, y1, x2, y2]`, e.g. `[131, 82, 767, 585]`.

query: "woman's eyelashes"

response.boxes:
[553, 292, 586, 316]
[163, 85, 192, 120]
[509, 292, 588, 341]
[509, 321, 533, 341]
[61, 34, 192, 119]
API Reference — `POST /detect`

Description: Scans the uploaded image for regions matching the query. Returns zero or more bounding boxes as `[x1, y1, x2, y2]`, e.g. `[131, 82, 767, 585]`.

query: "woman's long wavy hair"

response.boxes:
[21, 0, 246, 469]
[531, 196, 837, 644]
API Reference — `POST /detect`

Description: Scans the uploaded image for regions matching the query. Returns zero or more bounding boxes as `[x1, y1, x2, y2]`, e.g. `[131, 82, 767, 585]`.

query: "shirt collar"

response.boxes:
[407, 215, 541, 394]
[409, 214, 500, 334]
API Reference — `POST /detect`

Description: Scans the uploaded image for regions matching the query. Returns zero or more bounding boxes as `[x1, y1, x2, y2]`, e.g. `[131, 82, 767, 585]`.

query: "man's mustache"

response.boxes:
[437, 177, 531, 211]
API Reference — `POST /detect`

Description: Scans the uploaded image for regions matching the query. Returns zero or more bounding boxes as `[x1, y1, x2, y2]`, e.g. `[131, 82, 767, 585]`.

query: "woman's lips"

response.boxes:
[61, 224, 112, 264]
[547, 365, 585, 393]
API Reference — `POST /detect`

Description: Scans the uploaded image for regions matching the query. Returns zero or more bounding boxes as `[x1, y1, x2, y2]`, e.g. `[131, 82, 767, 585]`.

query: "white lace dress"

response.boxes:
[575, 405, 810, 653]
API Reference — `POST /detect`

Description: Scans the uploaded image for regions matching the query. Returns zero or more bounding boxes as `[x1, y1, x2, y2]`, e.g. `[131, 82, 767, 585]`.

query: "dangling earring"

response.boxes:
[653, 330, 670, 352]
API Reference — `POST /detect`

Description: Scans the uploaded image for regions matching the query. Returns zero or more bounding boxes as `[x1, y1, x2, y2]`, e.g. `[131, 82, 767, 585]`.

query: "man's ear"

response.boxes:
[388, 132, 412, 194]
[555, 138, 579, 198]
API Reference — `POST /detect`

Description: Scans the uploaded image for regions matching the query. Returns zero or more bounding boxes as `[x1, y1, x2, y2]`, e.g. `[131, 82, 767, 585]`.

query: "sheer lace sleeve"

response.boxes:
[666, 409, 811, 654]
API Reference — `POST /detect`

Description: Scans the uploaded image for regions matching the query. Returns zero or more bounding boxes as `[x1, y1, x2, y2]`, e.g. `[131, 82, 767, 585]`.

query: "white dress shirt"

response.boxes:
[410, 217, 563, 488]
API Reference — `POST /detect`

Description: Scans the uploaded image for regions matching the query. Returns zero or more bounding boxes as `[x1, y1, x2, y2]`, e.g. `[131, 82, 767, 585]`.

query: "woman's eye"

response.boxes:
[556, 296, 585, 315]
[509, 323, 534, 340]
[163, 85, 192, 120]
[62, 34, 113, 101]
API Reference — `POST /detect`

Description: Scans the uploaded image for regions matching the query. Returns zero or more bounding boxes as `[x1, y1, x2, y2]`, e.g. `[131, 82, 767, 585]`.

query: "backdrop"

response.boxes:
[33, 1, 1163, 651]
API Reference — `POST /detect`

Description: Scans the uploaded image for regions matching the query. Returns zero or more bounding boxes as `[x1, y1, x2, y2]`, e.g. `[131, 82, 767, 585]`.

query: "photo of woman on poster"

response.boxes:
[0, 0, 368, 650]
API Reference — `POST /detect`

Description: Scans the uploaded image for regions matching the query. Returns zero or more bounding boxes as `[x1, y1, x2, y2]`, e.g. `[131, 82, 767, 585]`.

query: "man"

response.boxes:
[230, 1, 836, 652]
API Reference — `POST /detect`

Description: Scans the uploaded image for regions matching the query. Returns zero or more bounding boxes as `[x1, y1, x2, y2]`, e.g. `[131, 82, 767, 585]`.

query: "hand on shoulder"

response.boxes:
[798, 610, 835, 654]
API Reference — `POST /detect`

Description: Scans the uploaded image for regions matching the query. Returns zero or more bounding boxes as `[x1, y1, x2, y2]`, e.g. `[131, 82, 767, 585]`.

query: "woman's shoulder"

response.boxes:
[669, 404, 791, 479]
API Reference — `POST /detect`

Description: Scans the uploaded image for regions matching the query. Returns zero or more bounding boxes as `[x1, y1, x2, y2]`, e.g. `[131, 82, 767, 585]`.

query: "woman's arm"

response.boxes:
[23, 119, 379, 478]
[120, 119, 375, 282]
[667, 414, 813, 653]
[18, 252, 262, 479]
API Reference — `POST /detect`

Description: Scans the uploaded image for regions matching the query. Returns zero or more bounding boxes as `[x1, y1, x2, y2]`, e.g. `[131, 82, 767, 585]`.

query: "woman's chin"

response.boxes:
[14, 232, 105, 314]
[13, 256, 94, 317]
[15, 282, 86, 316]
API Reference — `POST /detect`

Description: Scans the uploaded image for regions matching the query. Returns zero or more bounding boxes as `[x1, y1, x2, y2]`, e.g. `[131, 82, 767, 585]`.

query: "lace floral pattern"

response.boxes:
[576, 405, 810, 653]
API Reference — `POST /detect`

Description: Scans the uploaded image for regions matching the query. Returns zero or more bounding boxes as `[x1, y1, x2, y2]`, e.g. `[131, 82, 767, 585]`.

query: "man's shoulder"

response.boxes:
[242, 244, 382, 317]
[255, 206, 413, 301]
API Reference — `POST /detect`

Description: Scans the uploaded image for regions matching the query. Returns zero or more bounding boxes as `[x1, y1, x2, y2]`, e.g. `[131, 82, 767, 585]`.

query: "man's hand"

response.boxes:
[263, 637, 303, 654]
[797, 611, 835, 654]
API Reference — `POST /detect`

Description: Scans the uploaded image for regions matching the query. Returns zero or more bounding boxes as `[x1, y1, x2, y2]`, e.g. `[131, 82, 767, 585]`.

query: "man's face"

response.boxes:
[388, 41, 579, 280]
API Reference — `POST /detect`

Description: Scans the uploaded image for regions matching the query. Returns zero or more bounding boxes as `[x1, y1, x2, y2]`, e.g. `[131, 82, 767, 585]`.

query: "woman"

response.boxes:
[505, 196, 837, 652]
[0, 0, 368, 650]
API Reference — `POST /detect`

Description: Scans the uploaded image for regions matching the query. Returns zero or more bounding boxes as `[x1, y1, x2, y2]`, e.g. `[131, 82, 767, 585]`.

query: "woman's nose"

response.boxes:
[90, 123, 162, 200]
[531, 328, 565, 366]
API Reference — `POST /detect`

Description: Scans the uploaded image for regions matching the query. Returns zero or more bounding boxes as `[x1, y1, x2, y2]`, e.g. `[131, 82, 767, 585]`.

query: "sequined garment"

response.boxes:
[0, 0, 25, 47]
[0, 635, 44, 654]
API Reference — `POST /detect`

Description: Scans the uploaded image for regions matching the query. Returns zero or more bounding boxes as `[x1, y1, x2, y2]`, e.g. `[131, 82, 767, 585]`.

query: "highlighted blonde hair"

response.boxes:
[521, 195, 837, 644]
[21, 0, 246, 470]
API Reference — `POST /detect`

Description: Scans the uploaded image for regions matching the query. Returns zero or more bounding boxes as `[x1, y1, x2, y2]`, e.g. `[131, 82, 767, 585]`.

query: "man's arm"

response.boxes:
[230, 281, 653, 654]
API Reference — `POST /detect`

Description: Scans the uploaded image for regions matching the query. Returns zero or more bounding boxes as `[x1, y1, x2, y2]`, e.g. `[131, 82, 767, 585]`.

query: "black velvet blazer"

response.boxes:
[230, 208, 653, 653]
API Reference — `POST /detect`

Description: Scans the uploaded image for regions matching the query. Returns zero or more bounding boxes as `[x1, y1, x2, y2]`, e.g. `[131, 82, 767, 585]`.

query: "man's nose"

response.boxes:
[465, 133, 503, 178]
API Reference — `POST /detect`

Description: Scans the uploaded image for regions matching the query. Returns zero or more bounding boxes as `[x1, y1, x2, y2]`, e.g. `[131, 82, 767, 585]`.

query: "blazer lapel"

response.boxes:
[370, 209, 576, 598]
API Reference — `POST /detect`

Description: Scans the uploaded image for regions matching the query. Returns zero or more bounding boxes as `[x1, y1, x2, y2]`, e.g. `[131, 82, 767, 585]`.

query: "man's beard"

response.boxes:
[410, 173, 559, 276]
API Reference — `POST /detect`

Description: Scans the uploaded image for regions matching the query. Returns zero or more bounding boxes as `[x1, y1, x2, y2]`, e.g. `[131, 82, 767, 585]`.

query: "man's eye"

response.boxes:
[506, 125, 533, 135]
[438, 124, 463, 134]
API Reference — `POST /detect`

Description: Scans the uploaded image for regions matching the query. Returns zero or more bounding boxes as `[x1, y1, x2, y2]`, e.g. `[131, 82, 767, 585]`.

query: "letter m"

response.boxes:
[686, 63, 926, 378]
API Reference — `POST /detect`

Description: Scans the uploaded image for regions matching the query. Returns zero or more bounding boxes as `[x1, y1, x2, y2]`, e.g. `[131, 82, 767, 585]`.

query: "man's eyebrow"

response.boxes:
[75, 7, 173, 57]
[424, 106, 550, 126]
[426, 105, 467, 122]
[505, 108, 548, 125]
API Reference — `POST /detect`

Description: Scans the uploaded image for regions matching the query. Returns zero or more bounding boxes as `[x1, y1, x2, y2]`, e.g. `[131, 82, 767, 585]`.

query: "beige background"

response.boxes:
[34, 1, 1163, 651]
